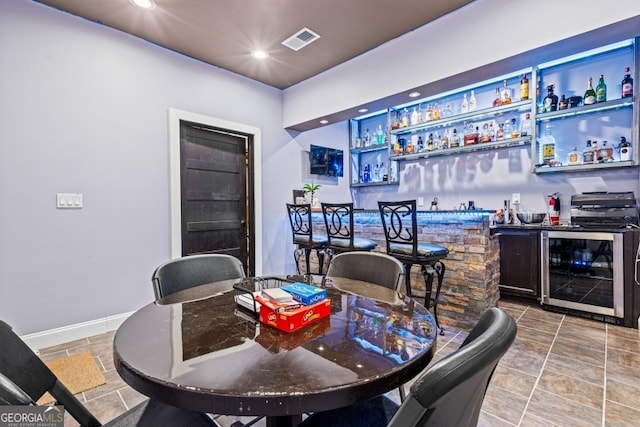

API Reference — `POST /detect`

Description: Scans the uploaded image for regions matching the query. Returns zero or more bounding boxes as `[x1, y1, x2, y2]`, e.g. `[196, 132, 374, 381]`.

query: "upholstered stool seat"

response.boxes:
[379, 199, 448, 335]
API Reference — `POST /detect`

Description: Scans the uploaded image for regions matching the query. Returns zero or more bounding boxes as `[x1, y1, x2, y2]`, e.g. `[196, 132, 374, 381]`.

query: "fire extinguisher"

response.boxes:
[548, 193, 560, 225]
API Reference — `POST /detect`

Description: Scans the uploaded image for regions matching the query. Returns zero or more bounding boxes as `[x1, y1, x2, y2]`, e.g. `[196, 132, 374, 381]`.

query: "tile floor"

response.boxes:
[38, 299, 640, 427]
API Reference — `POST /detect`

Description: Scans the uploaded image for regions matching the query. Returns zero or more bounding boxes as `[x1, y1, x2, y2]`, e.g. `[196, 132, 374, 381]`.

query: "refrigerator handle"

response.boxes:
[540, 231, 548, 303]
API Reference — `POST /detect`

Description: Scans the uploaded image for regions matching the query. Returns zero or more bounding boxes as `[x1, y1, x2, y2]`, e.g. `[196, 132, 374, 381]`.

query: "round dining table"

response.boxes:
[113, 276, 438, 427]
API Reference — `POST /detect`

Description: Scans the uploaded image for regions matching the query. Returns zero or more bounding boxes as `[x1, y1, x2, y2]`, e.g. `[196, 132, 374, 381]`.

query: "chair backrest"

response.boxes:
[0, 320, 101, 427]
[152, 253, 245, 299]
[321, 202, 355, 250]
[387, 307, 517, 427]
[378, 200, 419, 261]
[325, 252, 405, 292]
[286, 203, 316, 247]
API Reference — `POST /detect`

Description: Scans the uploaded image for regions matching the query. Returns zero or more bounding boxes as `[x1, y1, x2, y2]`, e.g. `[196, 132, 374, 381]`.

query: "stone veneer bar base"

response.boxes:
[301, 210, 500, 331]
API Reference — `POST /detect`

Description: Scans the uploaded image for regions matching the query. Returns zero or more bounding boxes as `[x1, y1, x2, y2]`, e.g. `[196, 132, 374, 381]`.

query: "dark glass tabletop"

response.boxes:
[113, 276, 437, 426]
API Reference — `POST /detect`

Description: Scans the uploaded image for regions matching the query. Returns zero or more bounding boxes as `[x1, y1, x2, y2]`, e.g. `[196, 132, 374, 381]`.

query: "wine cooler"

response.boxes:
[541, 231, 624, 319]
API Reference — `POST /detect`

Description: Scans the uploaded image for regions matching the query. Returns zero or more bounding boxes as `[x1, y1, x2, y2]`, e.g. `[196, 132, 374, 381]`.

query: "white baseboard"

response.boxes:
[21, 312, 134, 352]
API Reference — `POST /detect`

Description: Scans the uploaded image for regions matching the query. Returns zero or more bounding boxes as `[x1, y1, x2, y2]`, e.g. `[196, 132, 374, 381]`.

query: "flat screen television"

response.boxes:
[310, 145, 343, 177]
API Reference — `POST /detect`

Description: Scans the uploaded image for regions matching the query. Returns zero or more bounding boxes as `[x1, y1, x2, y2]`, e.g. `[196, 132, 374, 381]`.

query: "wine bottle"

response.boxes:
[460, 95, 469, 113]
[595, 74, 607, 103]
[520, 74, 529, 100]
[622, 67, 634, 98]
[584, 77, 596, 105]
[469, 90, 477, 111]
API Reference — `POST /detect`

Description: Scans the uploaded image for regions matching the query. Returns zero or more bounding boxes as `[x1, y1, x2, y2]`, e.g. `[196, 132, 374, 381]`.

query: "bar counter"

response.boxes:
[306, 209, 499, 331]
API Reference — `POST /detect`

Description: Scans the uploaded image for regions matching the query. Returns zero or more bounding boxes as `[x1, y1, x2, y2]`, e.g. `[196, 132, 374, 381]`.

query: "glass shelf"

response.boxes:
[390, 100, 532, 136]
[351, 144, 389, 154]
[350, 180, 399, 188]
[391, 136, 531, 161]
[535, 159, 634, 173]
[535, 98, 634, 122]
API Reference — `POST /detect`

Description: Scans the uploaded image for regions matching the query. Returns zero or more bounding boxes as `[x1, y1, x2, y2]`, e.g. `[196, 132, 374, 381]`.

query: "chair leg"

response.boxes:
[421, 261, 446, 336]
[293, 247, 304, 275]
[316, 249, 325, 275]
[402, 263, 413, 297]
[304, 248, 312, 275]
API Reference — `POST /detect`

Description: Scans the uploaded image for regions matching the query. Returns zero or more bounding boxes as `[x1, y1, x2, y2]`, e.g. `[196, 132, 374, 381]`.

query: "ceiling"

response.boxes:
[37, 0, 475, 90]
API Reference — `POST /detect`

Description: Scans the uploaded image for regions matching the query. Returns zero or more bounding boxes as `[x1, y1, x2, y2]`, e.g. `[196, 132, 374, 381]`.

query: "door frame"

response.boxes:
[168, 108, 263, 275]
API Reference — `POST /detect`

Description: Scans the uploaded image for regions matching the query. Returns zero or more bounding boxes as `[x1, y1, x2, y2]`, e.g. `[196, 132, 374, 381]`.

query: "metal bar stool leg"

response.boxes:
[316, 248, 325, 275]
[421, 262, 445, 335]
[294, 247, 304, 275]
[304, 248, 312, 275]
[402, 263, 413, 297]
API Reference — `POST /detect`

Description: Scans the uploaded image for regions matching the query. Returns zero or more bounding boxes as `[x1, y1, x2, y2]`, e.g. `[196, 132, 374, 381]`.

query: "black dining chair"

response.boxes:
[151, 253, 245, 299]
[321, 202, 377, 256]
[0, 320, 220, 427]
[325, 251, 408, 401]
[286, 203, 329, 275]
[325, 251, 404, 292]
[297, 307, 517, 427]
[378, 200, 449, 335]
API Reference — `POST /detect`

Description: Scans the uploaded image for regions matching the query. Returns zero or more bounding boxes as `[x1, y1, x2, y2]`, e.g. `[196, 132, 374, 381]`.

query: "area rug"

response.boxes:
[37, 350, 107, 405]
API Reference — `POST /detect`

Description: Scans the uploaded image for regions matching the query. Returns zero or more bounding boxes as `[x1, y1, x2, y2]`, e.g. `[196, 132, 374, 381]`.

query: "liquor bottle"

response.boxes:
[595, 74, 607, 103]
[500, 80, 512, 105]
[540, 123, 556, 165]
[410, 107, 419, 126]
[424, 104, 433, 122]
[558, 94, 568, 110]
[416, 136, 424, 152]
[493, 88, 501, 107]
[543, 85, 558, 112]
[520, 113, 532, 136]
[433, 131, 442, 149]
[469, 90, 477, 111]
[401, 108, 410, 127]
[582, 140, 595, 164]
[568, 147, 580, 165]
[376, 125, 384, 145]
[450, 128, 460, 148]
[373, 163, 380, 182]
[426, 134, 434, 151]
[592, 140, 600, 162]
[520, 74, 529, 100]
[440, 129, 450, 149]
[480, 123, 490, 143]
[599, 141, 613, 162]
[503, 120, 512, 139]
[380, 162, 388, 181]
[433, 101, 441, 121]
[461, 94, 469, 113]
[363, 128, 370, 147]
[510, 118, 520, 138]
[622, 67, 633, 98]
[488, 121, 496, 142]
[620, 136, 632, 161]
[496, 122, 505, 140]
[583, 77, 596, 105]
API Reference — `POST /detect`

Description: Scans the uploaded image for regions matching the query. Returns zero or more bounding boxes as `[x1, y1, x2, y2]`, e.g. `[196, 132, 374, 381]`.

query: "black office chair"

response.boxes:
[152, 253, 245, 299]
[0, 320, 219, 427]
[326, 251, 404, 292]
[286, 203, 329, 275]
[297, 307, 517, 427]
[321, 202, 377, 256]
[378, 200, 449, 335]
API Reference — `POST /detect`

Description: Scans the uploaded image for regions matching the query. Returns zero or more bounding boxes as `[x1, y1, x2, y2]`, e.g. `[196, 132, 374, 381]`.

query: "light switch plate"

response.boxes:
[512, 193, 521, 204]
[57, 193, 83, 209]
[417, 197, 424, 206]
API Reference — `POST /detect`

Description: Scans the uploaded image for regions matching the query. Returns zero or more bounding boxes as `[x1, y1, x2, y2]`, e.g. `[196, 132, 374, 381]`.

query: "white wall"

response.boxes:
[283, 0, 640, 128]
[0, 0, 352, 336]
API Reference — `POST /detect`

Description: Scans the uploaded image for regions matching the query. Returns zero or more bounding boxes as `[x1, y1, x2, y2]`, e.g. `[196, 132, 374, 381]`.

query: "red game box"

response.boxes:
[255, 294, 331, 333]
[255, 317, 331, 353]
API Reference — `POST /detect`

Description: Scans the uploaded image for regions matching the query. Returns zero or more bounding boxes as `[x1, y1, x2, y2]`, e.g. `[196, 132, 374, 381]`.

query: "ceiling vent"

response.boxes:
[281, 27, 321, 51]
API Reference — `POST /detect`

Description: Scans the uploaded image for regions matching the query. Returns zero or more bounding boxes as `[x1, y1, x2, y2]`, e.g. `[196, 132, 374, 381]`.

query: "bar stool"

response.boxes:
[286, 203, 329, 275]
[321, 202, 377, 257]
[378, 200, 448, 335]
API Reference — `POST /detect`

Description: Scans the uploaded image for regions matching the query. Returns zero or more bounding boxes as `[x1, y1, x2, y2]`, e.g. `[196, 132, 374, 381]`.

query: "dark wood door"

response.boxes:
[499, 231, 540, 300]
[179, 120, 254, 275]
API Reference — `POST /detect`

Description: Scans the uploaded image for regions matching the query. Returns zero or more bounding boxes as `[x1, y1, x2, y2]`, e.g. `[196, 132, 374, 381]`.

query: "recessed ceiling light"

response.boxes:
[319, 119, 329, 125]
[251, 50, 269, 59]
[409, 91, 421, 98]
[130, 0, 156, 9]
[358, 108, 368, 113]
